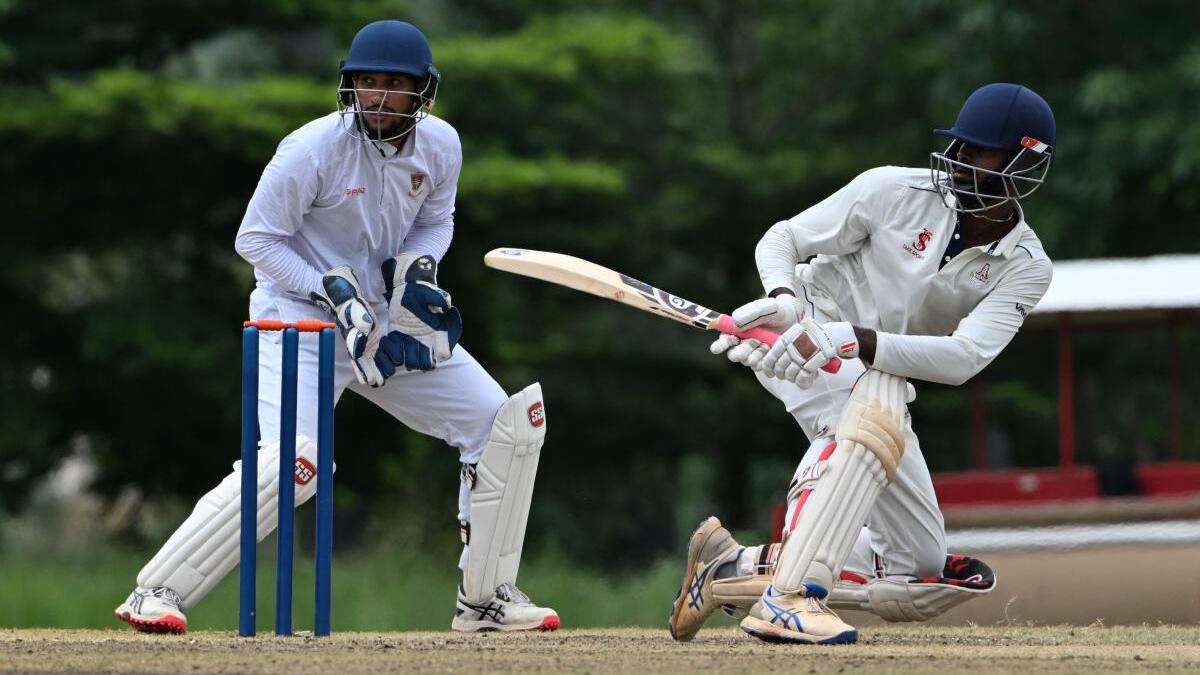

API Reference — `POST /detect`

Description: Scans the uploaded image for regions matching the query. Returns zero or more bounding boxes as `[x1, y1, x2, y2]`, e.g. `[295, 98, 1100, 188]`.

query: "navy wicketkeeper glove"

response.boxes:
[377, 253, 463, 374]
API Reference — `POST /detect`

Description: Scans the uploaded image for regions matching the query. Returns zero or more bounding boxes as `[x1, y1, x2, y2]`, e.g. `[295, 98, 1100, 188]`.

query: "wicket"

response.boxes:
[240, 319, 337, 637]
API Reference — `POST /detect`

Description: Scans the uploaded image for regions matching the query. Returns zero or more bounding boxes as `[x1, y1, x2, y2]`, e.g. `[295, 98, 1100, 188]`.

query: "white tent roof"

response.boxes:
[1032, 254, 1200, 315]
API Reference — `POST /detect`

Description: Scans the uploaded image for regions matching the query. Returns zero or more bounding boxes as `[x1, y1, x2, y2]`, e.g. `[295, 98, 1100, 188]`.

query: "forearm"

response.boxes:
[400, 218, 454, 261]
[234, 230, 324, 299]
[871, 331, 988, 385]
[853, 326, 877, 364]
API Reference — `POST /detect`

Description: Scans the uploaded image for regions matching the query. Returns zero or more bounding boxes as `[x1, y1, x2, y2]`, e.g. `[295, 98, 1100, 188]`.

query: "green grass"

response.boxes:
[0, 544, 684, 631]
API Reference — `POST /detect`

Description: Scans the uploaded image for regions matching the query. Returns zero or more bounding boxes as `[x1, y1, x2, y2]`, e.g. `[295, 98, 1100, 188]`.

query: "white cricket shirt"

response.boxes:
[756, 166, 1053, 385]
[235, 111, 461, 311]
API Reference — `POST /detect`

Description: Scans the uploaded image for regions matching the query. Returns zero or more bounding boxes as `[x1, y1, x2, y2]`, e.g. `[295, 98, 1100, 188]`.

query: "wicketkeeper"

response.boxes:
[115, 20, 558, 634]
[670, 83, 1057, 644]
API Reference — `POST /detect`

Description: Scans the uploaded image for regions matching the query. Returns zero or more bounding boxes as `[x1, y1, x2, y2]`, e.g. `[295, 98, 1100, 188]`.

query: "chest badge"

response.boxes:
[409, 173, 426, 197]
[972, 263, 991, 287]
[902, 227, 933, 258]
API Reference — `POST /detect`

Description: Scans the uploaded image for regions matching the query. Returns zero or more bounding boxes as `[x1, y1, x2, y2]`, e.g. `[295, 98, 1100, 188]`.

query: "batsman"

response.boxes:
[670, 83, 1057, 644]
[115, 20, 558, 634]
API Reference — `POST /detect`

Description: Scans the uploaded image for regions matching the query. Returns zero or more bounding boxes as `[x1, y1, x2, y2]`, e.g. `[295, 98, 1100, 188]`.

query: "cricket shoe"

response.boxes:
[740, 583, 857, 645]
[668, 516, 741, 641]
[114, 586, 188, 634]
[451, 582, 560, 632]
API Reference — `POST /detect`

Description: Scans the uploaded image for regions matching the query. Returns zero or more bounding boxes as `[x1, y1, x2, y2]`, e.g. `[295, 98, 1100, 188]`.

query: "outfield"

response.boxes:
[3, 626, 1199, 674]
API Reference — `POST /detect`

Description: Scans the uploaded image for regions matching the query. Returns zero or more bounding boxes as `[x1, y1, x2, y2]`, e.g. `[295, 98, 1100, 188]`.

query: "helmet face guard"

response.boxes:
[928, 83, 1056, 213]
[929, 136, 1052, 213]
[336, 71, 439, 144]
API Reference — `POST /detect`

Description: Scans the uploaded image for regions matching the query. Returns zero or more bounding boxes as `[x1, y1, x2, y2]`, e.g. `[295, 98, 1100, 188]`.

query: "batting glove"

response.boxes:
[730, 294, 806, 332]
[710, 334, 769, 370]
[312, 266, 387, 387]
[378, 253, 463, 373]
[760, 319, 859, 388]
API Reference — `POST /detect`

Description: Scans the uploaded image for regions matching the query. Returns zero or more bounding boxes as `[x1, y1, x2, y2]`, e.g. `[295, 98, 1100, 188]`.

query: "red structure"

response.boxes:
[949, 255, 1200, 506]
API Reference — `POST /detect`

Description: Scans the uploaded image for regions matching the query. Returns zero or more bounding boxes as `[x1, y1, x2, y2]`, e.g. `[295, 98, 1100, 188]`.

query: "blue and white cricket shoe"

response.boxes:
[740, 583, 858, 645]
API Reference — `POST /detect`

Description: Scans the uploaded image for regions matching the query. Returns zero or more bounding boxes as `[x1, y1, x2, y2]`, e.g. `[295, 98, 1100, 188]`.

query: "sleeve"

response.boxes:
[400, 135, 462, 262]
[233, 135, 326, 299]
[755, 168, 888, 293]
[871, 259, 1053, 385]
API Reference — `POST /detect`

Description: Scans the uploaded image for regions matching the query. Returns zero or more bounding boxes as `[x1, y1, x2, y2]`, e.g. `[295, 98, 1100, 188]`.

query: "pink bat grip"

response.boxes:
[714, 314, 842, 374]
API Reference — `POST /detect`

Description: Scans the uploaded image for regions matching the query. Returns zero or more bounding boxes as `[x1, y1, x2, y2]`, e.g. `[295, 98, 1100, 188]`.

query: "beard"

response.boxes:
[357, 111, 407, 139]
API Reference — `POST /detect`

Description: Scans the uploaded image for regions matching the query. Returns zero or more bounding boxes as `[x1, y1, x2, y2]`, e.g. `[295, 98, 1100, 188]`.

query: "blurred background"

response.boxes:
[2, 0, 1198, 630]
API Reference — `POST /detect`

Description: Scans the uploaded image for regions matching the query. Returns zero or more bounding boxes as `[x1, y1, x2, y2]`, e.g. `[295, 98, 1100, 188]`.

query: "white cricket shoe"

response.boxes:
[114, 586, 188, 634]
[740, 583, 857, 645]
[451, 582, 560, 632]
[668, 516, 741, 641]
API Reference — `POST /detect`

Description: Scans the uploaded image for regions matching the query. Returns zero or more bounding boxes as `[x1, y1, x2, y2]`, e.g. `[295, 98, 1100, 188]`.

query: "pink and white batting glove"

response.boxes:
[709, 334, 769, 369]
[760, 319, 859, 388]
[730, 294, 806, 332]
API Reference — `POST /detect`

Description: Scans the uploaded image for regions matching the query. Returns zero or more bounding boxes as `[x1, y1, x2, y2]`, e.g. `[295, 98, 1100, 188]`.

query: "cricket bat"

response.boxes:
[483, 248, 841, 373]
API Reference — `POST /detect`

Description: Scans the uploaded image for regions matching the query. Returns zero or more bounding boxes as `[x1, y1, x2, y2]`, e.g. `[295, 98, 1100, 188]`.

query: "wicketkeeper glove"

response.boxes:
[377, 253, 463, 374]
[311, 266, 387, 387]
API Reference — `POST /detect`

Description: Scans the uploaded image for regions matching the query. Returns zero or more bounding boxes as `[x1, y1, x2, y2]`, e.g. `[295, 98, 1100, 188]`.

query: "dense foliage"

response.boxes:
[2, 0, 1197, 561]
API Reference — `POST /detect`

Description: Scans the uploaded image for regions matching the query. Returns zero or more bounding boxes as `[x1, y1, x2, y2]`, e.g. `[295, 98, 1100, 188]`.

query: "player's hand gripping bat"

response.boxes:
[483, 248, 842, 374]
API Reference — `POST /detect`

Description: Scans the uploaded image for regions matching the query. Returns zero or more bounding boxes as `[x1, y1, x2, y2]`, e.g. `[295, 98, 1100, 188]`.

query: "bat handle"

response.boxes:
[714, 315, 842, 374]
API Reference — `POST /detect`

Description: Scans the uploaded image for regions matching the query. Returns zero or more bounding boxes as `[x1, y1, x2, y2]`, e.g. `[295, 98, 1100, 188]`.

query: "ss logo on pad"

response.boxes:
[294, 458, 316, 485]
[527, 402, 546, 428]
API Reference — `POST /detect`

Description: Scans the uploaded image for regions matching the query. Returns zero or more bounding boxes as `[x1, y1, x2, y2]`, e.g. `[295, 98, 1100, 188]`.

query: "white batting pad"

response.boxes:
[463, 383, 547, 602]
[716, 571, 994, 622]
[137, 436, 326, 610]
[828, 575, 994, 621]
[772, 370, 908, 593]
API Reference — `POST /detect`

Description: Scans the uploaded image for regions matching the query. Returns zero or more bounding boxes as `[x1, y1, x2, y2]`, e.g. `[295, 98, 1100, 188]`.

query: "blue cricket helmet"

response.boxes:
[337, 21, 441, 143]
[929, 83, 1056, 213]
[340, 20, 438, 81]
[934, 83, 1056, 152]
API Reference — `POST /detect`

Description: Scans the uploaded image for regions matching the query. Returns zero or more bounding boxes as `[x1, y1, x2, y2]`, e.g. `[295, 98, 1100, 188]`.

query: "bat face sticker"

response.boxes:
[618, 273, 720, 328]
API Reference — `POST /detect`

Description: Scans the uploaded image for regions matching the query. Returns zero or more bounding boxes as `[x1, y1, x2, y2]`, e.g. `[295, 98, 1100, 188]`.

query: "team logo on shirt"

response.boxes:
[345, 186, 366, 196]
[409, 173, 426, 197]
[972, 263, 991, 287]
[902, 227, 933, 258]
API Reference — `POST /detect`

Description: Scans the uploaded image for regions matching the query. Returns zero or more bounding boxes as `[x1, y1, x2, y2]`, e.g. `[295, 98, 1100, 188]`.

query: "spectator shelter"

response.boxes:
[934, 255, 1200, 507]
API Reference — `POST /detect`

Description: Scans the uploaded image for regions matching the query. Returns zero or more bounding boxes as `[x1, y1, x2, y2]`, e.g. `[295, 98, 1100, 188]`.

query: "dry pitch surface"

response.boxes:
[3, 625, 1199, 674]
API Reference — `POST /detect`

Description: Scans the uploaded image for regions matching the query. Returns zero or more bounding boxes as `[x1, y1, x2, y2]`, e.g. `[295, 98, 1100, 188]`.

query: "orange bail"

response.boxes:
[244, 319, 336, 332]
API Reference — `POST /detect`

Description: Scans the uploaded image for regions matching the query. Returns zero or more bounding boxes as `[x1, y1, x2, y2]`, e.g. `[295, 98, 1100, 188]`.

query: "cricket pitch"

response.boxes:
[3, 625, 1198, 674]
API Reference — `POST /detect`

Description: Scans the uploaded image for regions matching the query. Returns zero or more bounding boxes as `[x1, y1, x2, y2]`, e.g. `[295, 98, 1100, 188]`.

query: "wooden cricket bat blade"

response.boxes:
[484, 247, 841, 373]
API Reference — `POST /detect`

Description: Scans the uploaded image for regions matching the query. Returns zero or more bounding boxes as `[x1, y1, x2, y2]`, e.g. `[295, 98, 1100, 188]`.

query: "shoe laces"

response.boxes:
[495, 582, 530, 604]
[802, 595, 832, 615]
[150, 587, 184, 609]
